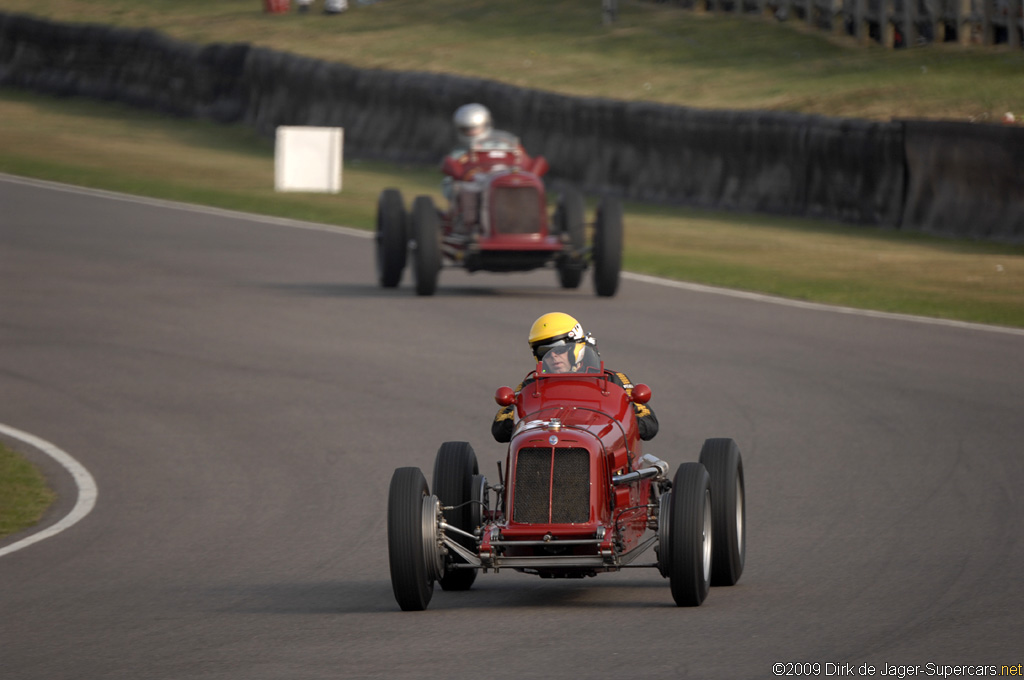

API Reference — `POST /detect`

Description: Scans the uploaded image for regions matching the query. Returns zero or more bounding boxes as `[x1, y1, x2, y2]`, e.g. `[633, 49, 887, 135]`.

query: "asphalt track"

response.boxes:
[1, 174, 1022, 680]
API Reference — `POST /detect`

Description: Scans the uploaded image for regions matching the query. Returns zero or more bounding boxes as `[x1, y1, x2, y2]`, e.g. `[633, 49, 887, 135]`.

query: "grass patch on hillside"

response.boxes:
[3, 0, 1023, 122]
[0, 441, 56, 540]
[3, 89, 1023, 328]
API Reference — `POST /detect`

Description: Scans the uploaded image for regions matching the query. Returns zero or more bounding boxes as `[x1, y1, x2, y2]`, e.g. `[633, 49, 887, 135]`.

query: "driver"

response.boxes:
[443, 104, 534, 185]
[491, 312, 659, 443]
[447, 103, 524, 160]
[443, 104, 544, 233]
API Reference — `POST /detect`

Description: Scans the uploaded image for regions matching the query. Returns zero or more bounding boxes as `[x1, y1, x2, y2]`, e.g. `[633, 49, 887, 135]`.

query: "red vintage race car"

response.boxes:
[386, 359, 746, 610]
[374, 134, 623, 297]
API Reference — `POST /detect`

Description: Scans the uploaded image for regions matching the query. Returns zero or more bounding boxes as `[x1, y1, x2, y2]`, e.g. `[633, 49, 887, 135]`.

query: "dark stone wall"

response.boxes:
[2, 12, 1021, 241]
[902, 120, 1024, 241]
[0, 13, 249, 122]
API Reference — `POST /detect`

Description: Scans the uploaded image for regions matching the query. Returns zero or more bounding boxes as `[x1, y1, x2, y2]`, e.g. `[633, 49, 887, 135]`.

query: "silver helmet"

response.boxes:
[454, 103, 493, 147]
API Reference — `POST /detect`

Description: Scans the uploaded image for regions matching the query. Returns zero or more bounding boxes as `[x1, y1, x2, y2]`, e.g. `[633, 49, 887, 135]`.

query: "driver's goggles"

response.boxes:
[533, 340, 573, 360]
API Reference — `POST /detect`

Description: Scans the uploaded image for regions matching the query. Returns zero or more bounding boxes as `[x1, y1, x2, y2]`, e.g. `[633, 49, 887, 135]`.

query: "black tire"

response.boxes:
[411, 195, 441, 296]
[432, 442, 480, 591]
[554, 190, 585, 289]
[699, 438, 746, 586]
[592, 196, 623, 297]
[375, 188, 407, 288]
[387, 467, 434, 611]
[667, 462, 712, 607]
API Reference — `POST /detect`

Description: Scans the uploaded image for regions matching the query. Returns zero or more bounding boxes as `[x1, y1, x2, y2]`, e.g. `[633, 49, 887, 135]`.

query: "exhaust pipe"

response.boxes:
[611, 454, 669, 485]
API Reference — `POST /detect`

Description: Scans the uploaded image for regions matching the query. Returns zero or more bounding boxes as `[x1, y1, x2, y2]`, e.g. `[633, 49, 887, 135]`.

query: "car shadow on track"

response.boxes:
[260, 282, 588, 299]
[208, 578, 679, 615]
[426, 583, 679, 611]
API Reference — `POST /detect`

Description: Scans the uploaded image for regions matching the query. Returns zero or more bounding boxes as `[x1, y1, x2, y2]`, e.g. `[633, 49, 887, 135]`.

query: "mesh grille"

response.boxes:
[512, 448, 550, 524]
[551, 449, 590, 523]
[513, 448, 590, 524]
[491, 187, 541, 235]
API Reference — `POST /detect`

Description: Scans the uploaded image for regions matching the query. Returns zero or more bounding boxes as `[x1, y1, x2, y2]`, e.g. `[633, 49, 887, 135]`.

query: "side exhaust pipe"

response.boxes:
[612, 454, 669, 485]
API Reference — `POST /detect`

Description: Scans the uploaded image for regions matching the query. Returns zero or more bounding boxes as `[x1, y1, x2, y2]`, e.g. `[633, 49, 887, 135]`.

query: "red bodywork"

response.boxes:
[440, 147, 565, 273]
[388, 353, 744, 609]
[482, 366, 656, 576]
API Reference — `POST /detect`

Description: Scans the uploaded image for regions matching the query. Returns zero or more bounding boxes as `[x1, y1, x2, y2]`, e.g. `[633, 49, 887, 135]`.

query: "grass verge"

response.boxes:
[3, 88, 1023, 327]
[0, 441, 56, 541]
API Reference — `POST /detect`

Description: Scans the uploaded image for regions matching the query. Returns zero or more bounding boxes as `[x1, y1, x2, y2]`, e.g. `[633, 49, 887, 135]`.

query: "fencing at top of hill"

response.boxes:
[646, 0, 1023, 49]
[0, 11, 1022, 241]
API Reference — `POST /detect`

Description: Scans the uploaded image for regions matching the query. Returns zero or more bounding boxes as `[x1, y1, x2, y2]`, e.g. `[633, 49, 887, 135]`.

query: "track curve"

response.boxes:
[0, 423, 98, 558]
[1, 175, 1021, 679]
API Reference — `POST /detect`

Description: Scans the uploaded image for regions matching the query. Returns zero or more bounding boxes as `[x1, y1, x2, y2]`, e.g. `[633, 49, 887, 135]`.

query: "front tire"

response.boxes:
[375, 188, 407, 288]
[554, 190, 585, 289]
[592, 196, 623, 297]
[411, 195, 441, 296]
[387, 467, 435, 611]
[699, 438, 745, 586]
[667, 462, 712, 607]
[432, 442, 480, 591]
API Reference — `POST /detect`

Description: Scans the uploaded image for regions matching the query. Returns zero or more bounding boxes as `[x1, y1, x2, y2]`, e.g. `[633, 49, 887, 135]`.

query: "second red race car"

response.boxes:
[374, 132, 623, 297]
[386, 353, 746, 610]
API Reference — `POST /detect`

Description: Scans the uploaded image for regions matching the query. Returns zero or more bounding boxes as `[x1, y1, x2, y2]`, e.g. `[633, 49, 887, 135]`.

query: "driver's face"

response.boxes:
[547, 347, 573, 373]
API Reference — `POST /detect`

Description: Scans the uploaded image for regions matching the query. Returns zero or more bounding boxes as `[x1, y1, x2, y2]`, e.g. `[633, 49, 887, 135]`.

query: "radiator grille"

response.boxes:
[512, 448, 590, 524]
[491, 186, 541, 235]
[551, 449, 591, 523]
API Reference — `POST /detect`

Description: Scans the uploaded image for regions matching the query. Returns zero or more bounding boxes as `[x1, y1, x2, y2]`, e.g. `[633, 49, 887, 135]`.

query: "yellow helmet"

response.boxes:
[528, 312, 585, 360]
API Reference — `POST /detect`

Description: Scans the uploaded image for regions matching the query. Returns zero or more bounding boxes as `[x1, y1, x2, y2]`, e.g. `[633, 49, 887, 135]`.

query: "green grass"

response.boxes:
[0, 441, 56, 540]
[3, 88, 1023, 328]
[3, 0, 1023, 122]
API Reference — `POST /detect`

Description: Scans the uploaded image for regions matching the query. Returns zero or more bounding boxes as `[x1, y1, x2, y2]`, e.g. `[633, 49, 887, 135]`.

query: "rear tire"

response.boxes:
[432, 442, 480, 591]
[375, 188, 407, 288]
[554, 190, 585, 289]
[387, 467, 435, 611]
[411, 195, 441, 296]
[592, 196, 623, 297]
[667, 462, 712, 607]
[699, 438, 745, 586]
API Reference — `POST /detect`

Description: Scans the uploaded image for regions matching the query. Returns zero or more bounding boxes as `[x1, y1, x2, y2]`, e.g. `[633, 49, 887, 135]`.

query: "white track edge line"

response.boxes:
[0, 423, 98, 559]
[4, 173, 1022, 338]
[621, 272, 1024, 337]
[0, 173, 371, 239]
